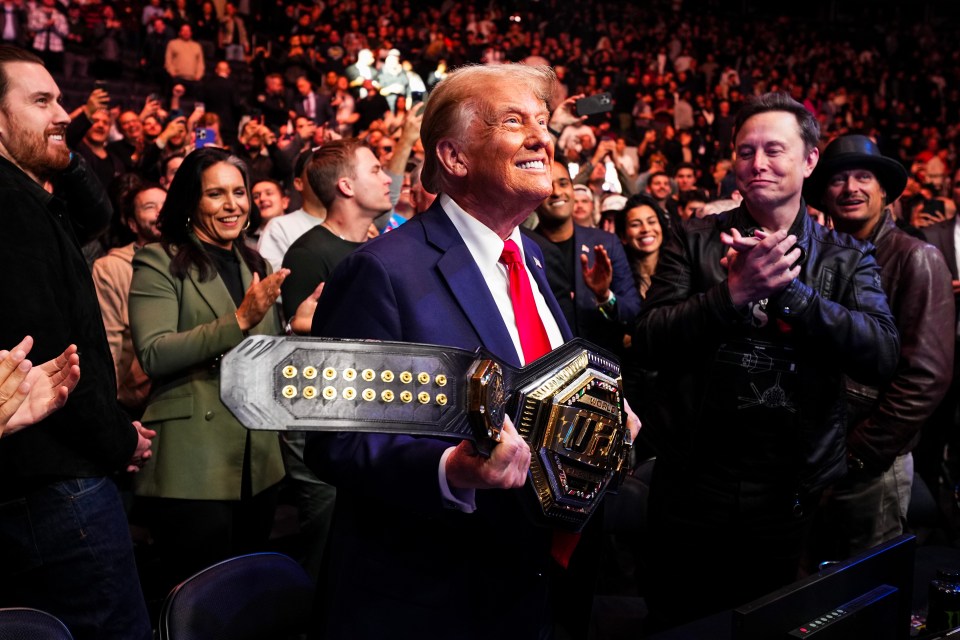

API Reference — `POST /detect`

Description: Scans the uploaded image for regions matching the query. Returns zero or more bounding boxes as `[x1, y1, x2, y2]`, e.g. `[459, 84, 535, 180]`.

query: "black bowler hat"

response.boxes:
[804, 135, 908, 210]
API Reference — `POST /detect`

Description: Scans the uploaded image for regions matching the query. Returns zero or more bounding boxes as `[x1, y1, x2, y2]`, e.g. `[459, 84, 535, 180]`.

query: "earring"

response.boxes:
[242, 220, 250, 231]
[185, 217, 192, 232]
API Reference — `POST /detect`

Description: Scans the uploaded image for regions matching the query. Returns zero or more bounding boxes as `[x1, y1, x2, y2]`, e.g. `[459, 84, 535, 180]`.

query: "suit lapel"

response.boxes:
[571, 226, 593, 331]
[928, 223, 959, 280]
[423, 204, 522, 367]
[947, 227, 959, 281]
[523, 234, 574, 342]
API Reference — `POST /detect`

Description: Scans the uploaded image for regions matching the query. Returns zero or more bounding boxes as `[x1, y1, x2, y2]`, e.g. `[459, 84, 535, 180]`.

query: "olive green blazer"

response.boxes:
[129, 240, 284, 500]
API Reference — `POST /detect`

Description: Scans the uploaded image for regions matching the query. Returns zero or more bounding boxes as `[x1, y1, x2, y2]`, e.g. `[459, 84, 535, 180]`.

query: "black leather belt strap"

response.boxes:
[220, 336, 631, 531]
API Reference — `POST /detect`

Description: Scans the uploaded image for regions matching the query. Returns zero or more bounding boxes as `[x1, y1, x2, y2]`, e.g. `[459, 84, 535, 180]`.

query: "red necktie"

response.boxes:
[500, 239, 551, 364]
[500, 240, 579, 568]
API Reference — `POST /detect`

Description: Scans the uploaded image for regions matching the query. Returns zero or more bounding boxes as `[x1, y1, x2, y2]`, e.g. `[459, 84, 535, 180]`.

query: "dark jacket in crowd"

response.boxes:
[0, 154, 138, 499]
[634, 202, 900, 495]
[844, 211, 955, 473]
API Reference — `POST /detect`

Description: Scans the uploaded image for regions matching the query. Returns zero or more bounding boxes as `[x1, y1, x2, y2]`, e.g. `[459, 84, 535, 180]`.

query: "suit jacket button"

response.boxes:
[205, 411, 215, 421]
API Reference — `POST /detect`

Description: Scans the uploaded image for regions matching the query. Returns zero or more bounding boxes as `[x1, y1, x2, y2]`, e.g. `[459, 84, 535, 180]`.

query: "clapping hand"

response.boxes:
[721, 228, 801, 307]
[235, 270, 290, 332]
[581, 244, 614, 301]
[0, 337, 80, 437]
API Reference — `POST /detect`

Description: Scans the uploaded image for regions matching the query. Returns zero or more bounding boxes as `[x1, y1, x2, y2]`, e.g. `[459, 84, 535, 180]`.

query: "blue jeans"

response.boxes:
[0, 476, 152, 640]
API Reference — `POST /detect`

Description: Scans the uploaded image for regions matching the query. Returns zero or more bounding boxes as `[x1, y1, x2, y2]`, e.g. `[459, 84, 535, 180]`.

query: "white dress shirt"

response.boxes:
[436, 194, 565, 511]
[440, 194, 564, 364]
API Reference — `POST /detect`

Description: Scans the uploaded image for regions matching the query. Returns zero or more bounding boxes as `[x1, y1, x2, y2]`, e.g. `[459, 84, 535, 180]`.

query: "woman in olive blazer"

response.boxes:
[129, 148, 288, 590]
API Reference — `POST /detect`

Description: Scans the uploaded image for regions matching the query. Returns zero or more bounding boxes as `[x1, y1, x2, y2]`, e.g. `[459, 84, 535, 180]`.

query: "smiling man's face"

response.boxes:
[0, 61, 71, 183]
[536, 161, 575, 225]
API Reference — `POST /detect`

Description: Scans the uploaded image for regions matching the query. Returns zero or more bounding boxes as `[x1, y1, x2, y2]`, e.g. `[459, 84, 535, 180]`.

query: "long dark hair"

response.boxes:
[614, 193, 669, 241]
[157, 147, 266, 281]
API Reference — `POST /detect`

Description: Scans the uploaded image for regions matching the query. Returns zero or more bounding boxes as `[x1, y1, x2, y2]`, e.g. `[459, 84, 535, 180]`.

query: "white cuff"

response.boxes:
[438, 447, 476, 513]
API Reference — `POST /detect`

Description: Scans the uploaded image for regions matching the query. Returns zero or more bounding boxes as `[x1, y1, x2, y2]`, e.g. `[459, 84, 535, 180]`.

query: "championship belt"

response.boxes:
[220, 336, 631, 532]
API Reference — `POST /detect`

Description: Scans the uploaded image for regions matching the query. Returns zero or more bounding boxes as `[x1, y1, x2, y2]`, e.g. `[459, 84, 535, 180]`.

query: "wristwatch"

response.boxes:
[598, 291, 617, 320]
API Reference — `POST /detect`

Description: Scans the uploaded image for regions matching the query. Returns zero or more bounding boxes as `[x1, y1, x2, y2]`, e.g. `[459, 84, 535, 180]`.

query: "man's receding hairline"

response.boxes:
[1, 61, 58, 95]
[738, 109, 814, 152]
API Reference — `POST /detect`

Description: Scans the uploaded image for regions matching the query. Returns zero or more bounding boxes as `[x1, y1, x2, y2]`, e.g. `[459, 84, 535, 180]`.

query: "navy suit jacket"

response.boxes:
[306, 201, 572, 639]
[524, 224, 641, 355]
[923, 219, 960, 328]
[291, 89, 336, 127]
[924, 219, 959, 280]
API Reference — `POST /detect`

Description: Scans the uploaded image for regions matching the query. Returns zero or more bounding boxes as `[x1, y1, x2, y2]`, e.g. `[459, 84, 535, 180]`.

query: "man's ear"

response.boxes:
[803, 146, 820, 179]
[337, 175, 354, 198]
[437, 138, 468, 178]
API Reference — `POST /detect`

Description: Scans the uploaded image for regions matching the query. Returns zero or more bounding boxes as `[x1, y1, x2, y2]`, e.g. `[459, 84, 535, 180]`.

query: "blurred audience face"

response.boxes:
[252, 180, 288, 222]
[118, 111, 143, 143]
[295, 116, 317, 143]
[589, 161, 606, 183]
[647, 174, 672, 201]
[295, 76, 312, 97]
[142, 115, 163, 138]
[129, 187, 166, 244]
[572, 185, 595, 226]
[536, 161, 575, 224]
[679, 196, 707, 221]
[376, 136, 395, 164]
[265, 75, 283, 95]
[675, 166, 696, 192]
[84, 110, 111, 147]
[161, 155, 184, 189]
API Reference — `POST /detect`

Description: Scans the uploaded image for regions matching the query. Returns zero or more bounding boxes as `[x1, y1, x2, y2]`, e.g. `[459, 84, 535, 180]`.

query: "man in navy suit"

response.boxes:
[525, 160, 642, 356]
[290, 74, 335, 128]
[918, 218, 960, 498]
[306, 64, 638, 639]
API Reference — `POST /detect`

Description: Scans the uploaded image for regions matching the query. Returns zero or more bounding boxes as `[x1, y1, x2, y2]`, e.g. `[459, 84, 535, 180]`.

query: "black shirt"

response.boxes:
[523, 230, 577, 334]
[281, 225, 363, 319]
[202, 241, 244, 307]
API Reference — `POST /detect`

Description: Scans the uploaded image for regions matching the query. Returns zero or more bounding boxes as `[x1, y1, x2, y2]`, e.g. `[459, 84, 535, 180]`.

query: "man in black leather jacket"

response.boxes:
[633, 93, 899, 630]
[803, 134, 954, 560]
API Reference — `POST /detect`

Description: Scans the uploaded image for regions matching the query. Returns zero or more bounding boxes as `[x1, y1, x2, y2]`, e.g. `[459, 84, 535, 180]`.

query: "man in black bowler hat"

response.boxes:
[804, 134, 955, 560]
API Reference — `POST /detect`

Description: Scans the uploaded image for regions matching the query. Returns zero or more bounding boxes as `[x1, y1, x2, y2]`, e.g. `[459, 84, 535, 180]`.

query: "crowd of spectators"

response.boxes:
[6, 0, 960, 630]
[4, 0, 956, 238]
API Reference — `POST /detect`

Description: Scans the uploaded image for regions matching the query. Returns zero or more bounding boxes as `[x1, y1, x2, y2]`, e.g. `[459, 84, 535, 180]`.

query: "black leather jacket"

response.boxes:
[845, 212, 955, 473]
[634, 202, 900, 494]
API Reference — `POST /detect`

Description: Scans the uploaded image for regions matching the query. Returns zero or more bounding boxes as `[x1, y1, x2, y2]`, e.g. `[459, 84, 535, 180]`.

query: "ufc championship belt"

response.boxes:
[220, 336, 631, 532]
